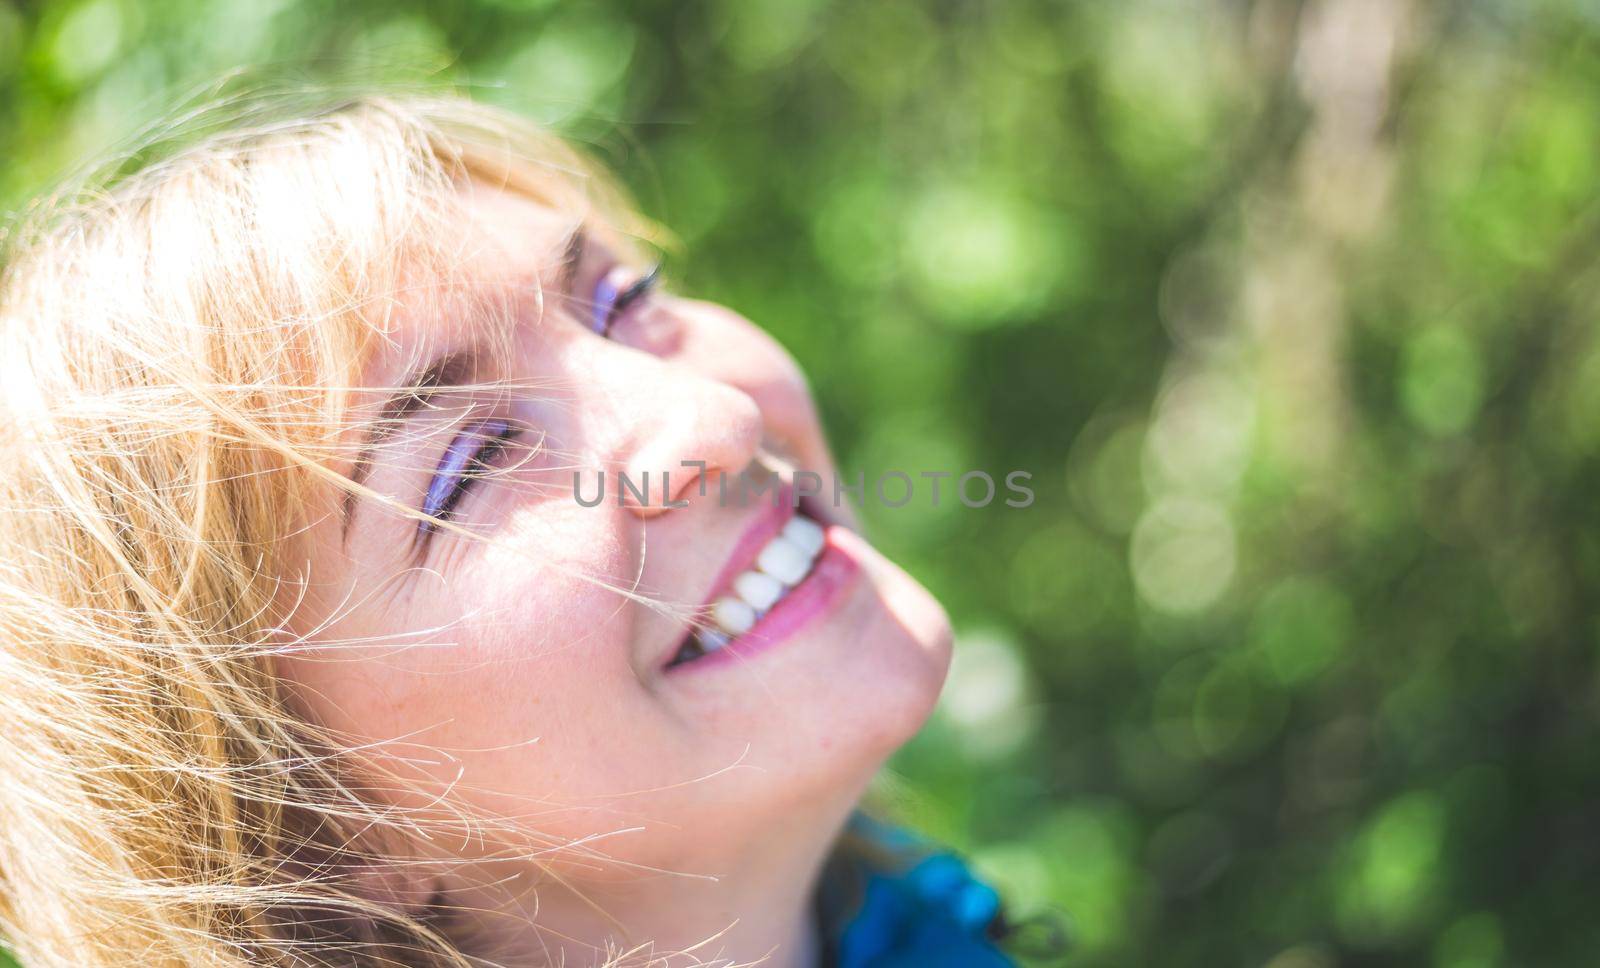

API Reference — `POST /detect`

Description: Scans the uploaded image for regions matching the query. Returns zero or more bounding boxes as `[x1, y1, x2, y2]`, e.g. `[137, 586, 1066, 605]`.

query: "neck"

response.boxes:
[444, 821, 838, 968]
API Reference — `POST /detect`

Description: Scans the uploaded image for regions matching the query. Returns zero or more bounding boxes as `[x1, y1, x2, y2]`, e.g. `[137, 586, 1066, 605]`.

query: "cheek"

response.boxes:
[280, 515, 664, 808]
[401, 525, 648, 765]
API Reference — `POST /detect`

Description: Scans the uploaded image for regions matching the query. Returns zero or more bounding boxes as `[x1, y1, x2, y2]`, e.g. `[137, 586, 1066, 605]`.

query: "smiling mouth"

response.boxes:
[666, 509, 828, 668]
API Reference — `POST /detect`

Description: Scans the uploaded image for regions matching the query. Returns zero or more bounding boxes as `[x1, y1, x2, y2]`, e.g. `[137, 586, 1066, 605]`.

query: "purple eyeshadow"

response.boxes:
[592, 274, 619, 335]
[423, 417, 510, 519]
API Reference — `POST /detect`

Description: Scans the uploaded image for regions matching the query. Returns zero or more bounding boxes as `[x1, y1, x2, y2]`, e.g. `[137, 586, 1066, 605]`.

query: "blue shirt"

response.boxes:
[817, 815, 1015, 968]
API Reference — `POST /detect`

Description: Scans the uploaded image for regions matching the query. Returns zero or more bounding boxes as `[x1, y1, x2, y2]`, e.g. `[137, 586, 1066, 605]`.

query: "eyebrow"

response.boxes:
[559, 227, 585, 299]
[339, 226, 588, 541]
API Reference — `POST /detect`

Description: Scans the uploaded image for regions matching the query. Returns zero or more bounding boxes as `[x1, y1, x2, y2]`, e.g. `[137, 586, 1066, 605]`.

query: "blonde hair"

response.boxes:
[0, 90, 667, 967]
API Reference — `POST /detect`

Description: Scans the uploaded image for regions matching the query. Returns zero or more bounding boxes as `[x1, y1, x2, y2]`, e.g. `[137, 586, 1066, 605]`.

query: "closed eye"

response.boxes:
[420, 417, 524, 536]
[591, 263, 661, 338]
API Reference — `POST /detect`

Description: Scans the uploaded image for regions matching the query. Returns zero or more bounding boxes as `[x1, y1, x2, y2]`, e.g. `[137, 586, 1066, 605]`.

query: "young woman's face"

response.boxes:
[280, 181, 952, 877]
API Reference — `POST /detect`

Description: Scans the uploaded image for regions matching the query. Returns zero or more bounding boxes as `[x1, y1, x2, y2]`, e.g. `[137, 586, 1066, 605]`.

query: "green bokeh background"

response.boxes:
[3, 1, 1598, 965]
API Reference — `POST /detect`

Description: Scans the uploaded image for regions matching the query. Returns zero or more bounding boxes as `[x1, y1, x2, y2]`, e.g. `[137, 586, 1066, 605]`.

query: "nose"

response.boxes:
[632, 296, 840, 514]
[612, 367, 765, 519]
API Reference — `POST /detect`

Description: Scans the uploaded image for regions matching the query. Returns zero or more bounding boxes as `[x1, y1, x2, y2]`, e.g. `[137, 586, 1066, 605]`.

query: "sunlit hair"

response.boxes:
[0, 89, 690, 968]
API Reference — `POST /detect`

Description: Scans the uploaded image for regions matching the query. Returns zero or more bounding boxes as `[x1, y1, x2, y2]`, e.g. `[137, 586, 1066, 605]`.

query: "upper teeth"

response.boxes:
[701, 515, 826, 647]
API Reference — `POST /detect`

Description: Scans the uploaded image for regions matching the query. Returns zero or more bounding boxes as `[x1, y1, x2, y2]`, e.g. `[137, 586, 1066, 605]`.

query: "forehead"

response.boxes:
[355, 181, 583, 395]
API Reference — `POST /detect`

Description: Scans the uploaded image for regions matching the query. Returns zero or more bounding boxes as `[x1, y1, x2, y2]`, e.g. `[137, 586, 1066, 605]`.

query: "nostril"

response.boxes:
[614, 458, 710, 515]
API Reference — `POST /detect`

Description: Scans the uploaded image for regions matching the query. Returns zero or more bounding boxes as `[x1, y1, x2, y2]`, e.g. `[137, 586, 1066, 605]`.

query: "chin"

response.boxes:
[663, 525, 951, 824]
[783, 527, 953, 772]
[843, 531, 953, 742]
[664, 546, 943, 796]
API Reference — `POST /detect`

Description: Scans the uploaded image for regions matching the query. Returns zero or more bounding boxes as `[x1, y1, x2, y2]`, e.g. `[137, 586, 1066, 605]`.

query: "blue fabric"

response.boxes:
[829, 818, 1014, 968]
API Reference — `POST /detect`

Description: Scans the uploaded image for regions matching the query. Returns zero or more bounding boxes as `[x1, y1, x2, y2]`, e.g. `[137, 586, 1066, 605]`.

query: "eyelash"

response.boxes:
[414, 263, 657, 540]
[421, 417, 522, 533]
[593, 263, 661, 338]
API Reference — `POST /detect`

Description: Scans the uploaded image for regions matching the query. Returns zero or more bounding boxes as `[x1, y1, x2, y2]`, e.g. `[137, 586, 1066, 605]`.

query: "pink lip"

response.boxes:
[666, 523, 861, 674]
[694, 483, 797, 616]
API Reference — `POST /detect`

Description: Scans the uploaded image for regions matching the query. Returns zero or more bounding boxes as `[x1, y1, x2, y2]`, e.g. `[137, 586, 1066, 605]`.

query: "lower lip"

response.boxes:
[668, 525, 861, 674]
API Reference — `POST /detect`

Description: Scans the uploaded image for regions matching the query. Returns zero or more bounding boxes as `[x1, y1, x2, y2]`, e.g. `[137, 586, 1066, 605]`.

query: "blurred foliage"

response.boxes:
[4, 0, 1600, 965]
